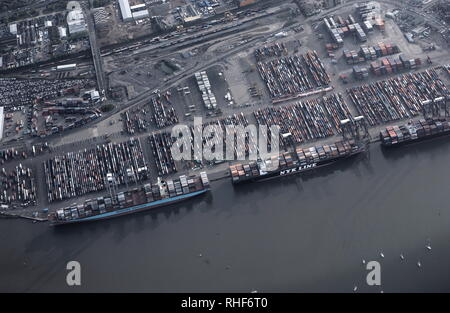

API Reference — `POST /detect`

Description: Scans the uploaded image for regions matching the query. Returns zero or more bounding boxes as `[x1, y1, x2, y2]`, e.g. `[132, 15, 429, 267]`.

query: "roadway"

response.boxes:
[85, 0, 107, 97]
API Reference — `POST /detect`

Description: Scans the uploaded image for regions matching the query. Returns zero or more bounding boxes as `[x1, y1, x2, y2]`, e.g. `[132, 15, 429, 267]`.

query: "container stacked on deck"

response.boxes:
[229, 139, 361, 184]
[230, 162, 260, 184]
[50, 173, 210, 224]
[380, 118, 450, 147]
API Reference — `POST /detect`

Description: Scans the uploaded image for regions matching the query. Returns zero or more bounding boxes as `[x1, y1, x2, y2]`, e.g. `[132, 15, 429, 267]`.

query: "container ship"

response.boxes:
[380, 118, 450, 147]
[229, 140, 365, 185]
[48, 172, 210, 225]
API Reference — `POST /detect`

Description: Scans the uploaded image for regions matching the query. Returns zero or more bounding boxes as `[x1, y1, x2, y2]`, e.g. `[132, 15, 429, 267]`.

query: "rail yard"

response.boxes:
[0, 0, 449, 223]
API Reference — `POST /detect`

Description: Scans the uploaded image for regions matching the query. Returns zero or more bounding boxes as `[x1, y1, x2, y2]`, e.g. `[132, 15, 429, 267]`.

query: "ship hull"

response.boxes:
[51, 189, 208, 226]
[232, 150, 363, 185]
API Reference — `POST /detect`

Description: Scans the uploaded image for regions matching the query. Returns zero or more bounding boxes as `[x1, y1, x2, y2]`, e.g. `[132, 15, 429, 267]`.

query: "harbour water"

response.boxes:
[2, 140, 450, 292]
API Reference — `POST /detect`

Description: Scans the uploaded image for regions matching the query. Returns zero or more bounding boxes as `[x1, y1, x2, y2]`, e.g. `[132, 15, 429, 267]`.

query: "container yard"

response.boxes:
[150, 92, 179, 129]
[256, 50, 331, 103]
[188, 113, 253, 162]
[0, 143, 49, 165]
[347, 69, 449, 126]
[3, 0, 450, 295]
[121, 91, 179, 135]
[149, 132, 177, 176]
[343, 42, 400, 65]
[322, 2, 384, 47]
[0, 0, 448, 220]
[0, 164, 36, 208]
[254, 93, 353, 147]
[0, 78, 95, 108]
[43, 138, 148, 203]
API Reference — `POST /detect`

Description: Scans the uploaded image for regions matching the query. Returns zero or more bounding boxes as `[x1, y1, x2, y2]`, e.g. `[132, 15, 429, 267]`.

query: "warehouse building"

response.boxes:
[57, 64, 77, 71]
[132, 10, 150, 20]
[67, 9, 87, 37]
[9, 23, 17, 35]
[131, 3, 150, 20]
[118, 0, 133, 22]
[58, 26, 68, 39]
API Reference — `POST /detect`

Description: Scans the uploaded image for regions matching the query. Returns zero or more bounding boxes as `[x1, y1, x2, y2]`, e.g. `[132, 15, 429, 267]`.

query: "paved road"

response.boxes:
[85, 0, 107, 96]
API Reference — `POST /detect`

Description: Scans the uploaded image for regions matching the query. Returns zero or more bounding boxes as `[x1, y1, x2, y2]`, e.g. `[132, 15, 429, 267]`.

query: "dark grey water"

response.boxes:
[2, 140, 450, 292]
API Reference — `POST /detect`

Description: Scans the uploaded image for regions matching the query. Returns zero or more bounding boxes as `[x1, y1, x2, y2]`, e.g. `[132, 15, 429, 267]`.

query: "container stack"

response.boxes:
[357, 2, 378, 22]
[374, 19, 385, 31]
[363, 20, 374, 32]
[195, 71, 217, 110]
[399, 55, 422, 70]
[359, 45, 377, 60]
[325, 43, 339, 57]
[230, 162, 260, 183]
[380, 118, 450, 147]
[344, 49, 364, 64]
[353, 66, 369, 80]
[323, 17, 344, 46]
[370, 56, 421, 76]
[355, 23, 367, 42]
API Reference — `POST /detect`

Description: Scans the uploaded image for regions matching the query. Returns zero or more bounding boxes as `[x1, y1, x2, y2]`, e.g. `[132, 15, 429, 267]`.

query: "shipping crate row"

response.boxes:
[347, 69, 449, 126]
[257, 50, 330, 101]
